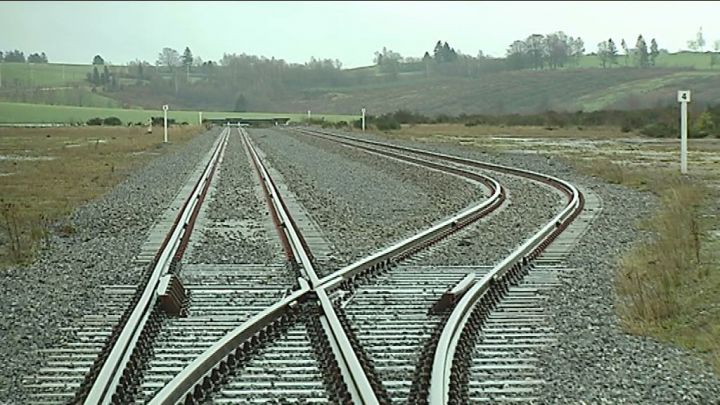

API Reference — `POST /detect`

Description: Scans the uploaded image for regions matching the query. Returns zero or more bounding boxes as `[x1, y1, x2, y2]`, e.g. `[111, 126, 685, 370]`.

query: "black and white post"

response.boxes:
[361, 107, 366, 132]
[678, 90, 690, 174]
[163, 104, 169, 143]
[198, 111, 202, 125]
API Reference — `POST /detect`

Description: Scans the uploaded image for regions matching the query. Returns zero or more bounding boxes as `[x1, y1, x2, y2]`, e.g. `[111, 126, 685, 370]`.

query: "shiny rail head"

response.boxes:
[81, 130, 230, 405]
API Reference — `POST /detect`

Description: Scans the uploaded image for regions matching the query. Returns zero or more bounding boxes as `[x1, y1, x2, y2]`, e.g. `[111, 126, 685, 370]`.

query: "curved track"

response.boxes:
[26, 125, 589, 405]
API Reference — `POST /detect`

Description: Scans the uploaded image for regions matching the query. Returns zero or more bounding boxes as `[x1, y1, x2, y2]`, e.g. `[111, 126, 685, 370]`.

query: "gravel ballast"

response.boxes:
[321, 127, 720, 403]
[0, 128, 219, 403]
[249, 128, 489, 271]
[186, 132, 283, 265]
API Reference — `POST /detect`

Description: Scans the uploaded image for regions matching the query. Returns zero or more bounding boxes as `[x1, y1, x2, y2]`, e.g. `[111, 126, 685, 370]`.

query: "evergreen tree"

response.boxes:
[102, 65, 110, 84]
[650, 38, 659, 66]
[92, 66, 100, 84]
[636, 35, 649, 67]
[621, 39, 629, 66]
[607, 38, 618, 66]
[182, 47, 194, 68]
[92, 54, 104, 65]
[433, 40, 443, 62]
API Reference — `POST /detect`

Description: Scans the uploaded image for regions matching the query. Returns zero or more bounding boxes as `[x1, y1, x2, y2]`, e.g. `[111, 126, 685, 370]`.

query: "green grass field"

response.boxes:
[577, 51, 719, 70]
[0, 87, 122, 109]
[0, 62, 109, 87]
[0, 101, 358, 124]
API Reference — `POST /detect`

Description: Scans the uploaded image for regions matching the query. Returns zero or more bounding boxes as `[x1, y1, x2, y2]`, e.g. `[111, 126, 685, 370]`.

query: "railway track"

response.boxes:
[25, 124, 592, 404]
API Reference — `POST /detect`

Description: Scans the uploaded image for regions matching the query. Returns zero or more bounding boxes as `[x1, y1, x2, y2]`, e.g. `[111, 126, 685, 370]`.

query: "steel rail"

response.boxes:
[146, 281, 311, 405]
[428, 182, 580, 405]
[242, 128, 321, 287]
[242, 128, 379, 404]
[82, 128, 230, 405]
[293, 129, 504, 292]
[148, 128, 379, 405]
[292, 128, 583, 404]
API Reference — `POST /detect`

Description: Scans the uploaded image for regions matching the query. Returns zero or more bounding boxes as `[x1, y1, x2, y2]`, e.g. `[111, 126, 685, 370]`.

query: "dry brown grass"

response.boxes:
[0, 125, 205, 265]
[615, 179, 705, 320]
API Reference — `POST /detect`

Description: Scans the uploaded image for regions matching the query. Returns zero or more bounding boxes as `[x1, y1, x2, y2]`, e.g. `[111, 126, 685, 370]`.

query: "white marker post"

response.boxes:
[678, 90, 690, 174]
[307, 110, 311, 120]
[361, 107, 366, 132]
[198, 111, 203, 125]
[163, 104, 169, 143]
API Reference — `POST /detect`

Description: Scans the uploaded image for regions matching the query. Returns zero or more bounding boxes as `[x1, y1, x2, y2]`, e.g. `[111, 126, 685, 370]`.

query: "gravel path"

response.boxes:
[186, 131, 283, 265]
[0, 128, 219, 404]
[249, 128, 487, 270]
[319, 127, 720, 403]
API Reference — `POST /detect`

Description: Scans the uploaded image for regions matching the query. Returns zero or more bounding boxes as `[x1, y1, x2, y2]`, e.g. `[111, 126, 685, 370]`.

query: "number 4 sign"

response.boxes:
[677, 90, 690, 174]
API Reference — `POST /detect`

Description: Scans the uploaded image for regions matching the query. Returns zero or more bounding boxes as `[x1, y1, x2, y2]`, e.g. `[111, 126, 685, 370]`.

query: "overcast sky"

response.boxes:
[1, 1, 719, 67]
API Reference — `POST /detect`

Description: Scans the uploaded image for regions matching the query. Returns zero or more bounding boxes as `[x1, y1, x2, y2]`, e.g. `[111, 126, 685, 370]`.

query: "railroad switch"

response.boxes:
[429, 272, 476, 314]
[157, 274, 188, 316]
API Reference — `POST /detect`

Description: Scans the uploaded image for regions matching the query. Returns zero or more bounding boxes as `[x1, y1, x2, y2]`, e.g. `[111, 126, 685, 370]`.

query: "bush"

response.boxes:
[375, 117, 401, 131]
[102, 117, 122, 126]
[693, 111, 716, 138]
[86, 117, 103, 126]
[640, 122, 676, 138]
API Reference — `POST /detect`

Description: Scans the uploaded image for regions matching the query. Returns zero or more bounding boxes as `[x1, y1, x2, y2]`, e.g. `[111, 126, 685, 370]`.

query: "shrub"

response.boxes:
[640, 122, 676, 138]
[102, 117, 122, 126]
[693, 111, 716, 138]
[375, 117, 401, 131]
[86, 117, 103, 126]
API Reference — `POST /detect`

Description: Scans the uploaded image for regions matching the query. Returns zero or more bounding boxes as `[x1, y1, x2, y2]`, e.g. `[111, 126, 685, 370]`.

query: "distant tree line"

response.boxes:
[85, 55, 119, 91]
[0, 50, 48, 63]
[506, 32, 585, 70]
[596, 35, 660, 68]
[57, 26, 720, 112]
[336, 106, 720, 139]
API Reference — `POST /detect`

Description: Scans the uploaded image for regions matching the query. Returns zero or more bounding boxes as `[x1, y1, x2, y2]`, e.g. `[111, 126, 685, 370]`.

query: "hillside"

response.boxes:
[274, 68, 720, 115]
[1, 52, 720, 118]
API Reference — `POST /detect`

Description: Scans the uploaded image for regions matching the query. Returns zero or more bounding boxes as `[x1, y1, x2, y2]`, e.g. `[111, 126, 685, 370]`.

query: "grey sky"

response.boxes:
[2, 1, 719, 67]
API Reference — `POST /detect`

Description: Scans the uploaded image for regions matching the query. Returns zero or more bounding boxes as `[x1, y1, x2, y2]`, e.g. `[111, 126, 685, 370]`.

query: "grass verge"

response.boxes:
[0, 125, 205, 266]
[573, 158, 720, 373]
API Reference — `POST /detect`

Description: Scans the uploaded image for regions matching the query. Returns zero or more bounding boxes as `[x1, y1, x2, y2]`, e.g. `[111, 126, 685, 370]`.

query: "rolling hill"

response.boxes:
[1, 51, 720, 120]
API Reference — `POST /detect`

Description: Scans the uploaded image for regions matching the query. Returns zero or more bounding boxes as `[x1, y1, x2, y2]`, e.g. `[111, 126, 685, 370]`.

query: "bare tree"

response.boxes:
[711, 40, 720, 68]
[156, 47, 180, 71]
[688, 27, 706, 51]
[597, 39, 618, 68]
